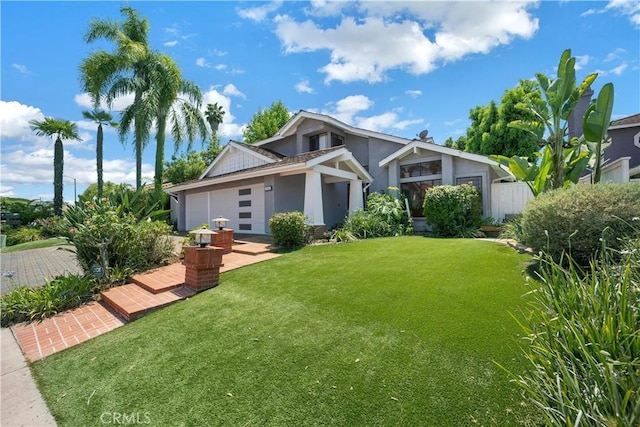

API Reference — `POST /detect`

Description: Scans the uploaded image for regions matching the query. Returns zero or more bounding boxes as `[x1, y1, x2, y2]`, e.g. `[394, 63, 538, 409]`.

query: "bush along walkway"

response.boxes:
[12, 241, 279, 362]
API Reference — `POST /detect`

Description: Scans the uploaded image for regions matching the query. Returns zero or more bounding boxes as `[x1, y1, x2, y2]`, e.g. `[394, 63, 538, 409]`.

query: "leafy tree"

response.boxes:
[461, 81, 541, 159]
[164, 139, 223, 185]
[81, 182, 129, 200]
[483, 80, 541, 158]
[582, 83, 614, 183]
[81, 6, 155, 190]
[29, 118, 80, 215]
[243, 100, 290, 144]
[82, 109, 118, 198]
[443, 136, 467, 150]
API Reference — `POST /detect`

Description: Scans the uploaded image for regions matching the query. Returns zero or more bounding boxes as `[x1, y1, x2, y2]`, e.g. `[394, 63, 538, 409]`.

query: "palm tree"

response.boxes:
[119, 55, 207, 195]
[80, 6, 152, 190]
[82, 110, 118, 198]
[204, 102, 225, 156]
[29, 118, 80, 215]
[204, 103, 225, 137]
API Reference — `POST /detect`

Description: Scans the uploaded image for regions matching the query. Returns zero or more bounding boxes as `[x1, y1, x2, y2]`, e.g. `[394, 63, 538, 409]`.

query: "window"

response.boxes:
[239, 200, 251, 207]
[400, 160, 442, 178]
[309, 135, 320, 151]
[401, 180, 442, 217]
[331, 133, 344, 147]
[239, 212, 252, 219]
[238, 188, 251, 196]
[239, 224, 252, 231]
[456, 176, 482, 196]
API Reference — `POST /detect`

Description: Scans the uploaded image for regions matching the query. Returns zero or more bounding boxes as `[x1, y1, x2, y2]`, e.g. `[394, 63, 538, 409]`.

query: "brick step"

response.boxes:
[129, 263, 186, 294]
[232, 241, 274, 255]
[100, 284, 195, 322]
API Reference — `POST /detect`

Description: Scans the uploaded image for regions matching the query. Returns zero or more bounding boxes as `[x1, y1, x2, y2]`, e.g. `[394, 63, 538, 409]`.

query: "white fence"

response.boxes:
[491, 182, 534, 220]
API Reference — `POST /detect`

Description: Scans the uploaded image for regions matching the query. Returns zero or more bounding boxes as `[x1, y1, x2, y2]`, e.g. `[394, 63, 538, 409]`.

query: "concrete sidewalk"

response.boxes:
[1, 328, 56, 426]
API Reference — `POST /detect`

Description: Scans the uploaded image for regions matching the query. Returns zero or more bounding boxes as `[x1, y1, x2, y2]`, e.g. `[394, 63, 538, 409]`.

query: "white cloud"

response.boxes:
[304, 0, 349, 17]
[444, 118, 462, 126]
[222, 83, 246, 99]
[74, 92, 134, 112]
[12, 63, 31, 75]
[273, 1, 538, 83]
[606, 0, 640, 27]
[319, 95, 422, 133]
[0, 148, 152, 190]
[574, 55, 590, 70]
[210, 49, 228, 57]
[238, 1, 283, 22]
[0, 100, 44, 142]
[603, 48, 626, 62]
[214, 64, 227, 71]
[196, 57, 210, 68]
[295, 79, 314, 94]
[610, 62, 628, 75]
[164, 40, 178, 47]
[405, 89, 422, 98]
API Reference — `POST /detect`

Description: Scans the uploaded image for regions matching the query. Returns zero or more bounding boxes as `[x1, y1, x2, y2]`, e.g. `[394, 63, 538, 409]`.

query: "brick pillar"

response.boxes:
[182, 246, 224, 292]
[210, 228, 234, 254]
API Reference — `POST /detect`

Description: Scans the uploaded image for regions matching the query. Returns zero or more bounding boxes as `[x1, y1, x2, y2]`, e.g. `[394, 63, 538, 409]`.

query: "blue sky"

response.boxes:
[1, 1, 638, 202]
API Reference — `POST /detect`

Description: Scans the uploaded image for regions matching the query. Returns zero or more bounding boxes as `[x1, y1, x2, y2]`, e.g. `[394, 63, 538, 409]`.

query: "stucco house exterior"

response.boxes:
[166, 111, 513, 235]
[578, 113, 640, 184]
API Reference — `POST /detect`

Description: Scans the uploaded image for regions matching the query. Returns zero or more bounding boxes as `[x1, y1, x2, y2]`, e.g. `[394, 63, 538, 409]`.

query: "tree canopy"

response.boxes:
[243, 100, 291, 144]
[455, 80, 542, 159]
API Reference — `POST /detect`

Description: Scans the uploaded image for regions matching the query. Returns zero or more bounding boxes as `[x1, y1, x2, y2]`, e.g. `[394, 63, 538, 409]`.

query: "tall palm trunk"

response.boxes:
[97, 123, 104, 197]
[54, 137, 64, 215]
[154, 114, 167, 196]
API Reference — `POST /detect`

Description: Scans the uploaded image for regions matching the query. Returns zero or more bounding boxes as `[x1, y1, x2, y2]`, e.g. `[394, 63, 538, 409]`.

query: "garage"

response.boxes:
[185, 183, 265, 234]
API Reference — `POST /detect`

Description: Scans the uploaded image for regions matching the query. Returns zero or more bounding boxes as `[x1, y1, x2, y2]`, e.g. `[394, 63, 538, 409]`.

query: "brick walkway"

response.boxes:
[11, 241, 280, 362]
[0, 245, 82, 295]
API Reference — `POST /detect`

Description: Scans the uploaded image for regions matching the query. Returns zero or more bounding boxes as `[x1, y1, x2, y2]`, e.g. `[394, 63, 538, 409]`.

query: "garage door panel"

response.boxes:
[209, 184, 264, 234]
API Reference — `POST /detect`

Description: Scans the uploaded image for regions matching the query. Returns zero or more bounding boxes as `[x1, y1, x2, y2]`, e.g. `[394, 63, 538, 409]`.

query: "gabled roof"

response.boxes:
[609, 113, 640, 130]
[378, 140, 500, 168]
[254, 110, 431, 147]
[199, 140, 281, 179]
[166, 146, 372, 193]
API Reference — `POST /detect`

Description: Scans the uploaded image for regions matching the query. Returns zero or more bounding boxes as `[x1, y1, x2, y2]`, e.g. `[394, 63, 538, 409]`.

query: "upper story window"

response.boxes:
[309, 134, 320, 151]
[400, 160, 442, 178]
[331, 133, 345, 147]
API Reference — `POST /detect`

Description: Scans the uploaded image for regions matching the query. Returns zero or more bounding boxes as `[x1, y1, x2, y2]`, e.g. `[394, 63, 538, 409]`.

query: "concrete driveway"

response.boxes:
[0, 246, 82, 295]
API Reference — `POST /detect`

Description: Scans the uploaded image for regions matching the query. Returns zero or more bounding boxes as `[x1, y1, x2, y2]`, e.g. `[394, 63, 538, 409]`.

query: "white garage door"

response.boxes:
[185, 183, 265, 233]
[211, 183, 265, 234]
[185, 192, 209, 230]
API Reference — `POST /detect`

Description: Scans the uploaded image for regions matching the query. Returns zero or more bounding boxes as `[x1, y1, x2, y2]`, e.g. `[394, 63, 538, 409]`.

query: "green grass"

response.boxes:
[0, 237, 71, 253]
[32, 237, 538, 426]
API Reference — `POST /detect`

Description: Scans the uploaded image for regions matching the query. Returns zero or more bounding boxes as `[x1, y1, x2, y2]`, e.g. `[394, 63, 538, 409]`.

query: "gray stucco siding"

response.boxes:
[607, 126, 640, 170]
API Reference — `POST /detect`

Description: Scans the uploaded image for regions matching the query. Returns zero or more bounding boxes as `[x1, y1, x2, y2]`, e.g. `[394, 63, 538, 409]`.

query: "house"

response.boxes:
[579, 113, 640, 183]
[166, 111, 514, 235]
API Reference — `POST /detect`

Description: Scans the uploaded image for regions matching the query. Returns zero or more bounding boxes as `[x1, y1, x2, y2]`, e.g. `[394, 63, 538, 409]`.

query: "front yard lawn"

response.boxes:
[32, 236, 538, 426]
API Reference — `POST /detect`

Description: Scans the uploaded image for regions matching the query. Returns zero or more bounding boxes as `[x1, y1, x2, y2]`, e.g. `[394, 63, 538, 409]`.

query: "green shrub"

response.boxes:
[422, 184, 482, 237]
[342, 210, 391, 239]
[269, 211, 310, 249]
[513, 239, 640, 425]
[65, 199, 174, 281]
[0, 273, 99, 326]
[36, 215, 69, 238]
[6, 226, 43, 246]
[521, 183, 640, 265]
[341, 189, 412, 240]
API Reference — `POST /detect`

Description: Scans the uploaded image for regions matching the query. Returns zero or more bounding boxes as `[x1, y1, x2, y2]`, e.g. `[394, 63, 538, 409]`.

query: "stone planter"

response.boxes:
[480, 225, 502, 238]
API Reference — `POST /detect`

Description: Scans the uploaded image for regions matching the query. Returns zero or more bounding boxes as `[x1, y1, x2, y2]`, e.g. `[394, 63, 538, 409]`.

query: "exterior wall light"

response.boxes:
[190, 226, 217, 248]
[212, 216, 229, 231]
